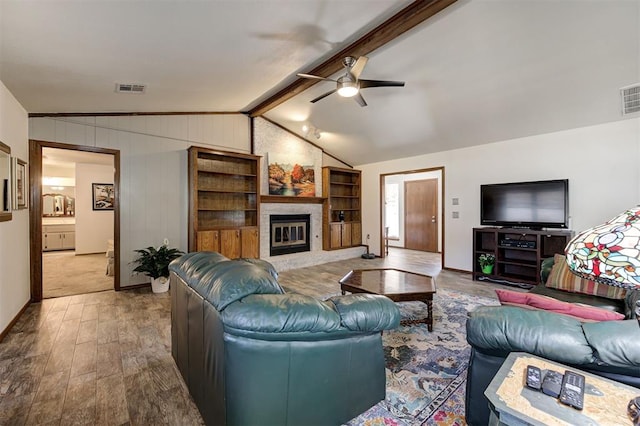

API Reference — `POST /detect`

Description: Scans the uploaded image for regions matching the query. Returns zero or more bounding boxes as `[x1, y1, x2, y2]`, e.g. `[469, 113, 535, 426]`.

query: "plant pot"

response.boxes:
[481, 265, 494, 274]
[151, 276, 170, 293]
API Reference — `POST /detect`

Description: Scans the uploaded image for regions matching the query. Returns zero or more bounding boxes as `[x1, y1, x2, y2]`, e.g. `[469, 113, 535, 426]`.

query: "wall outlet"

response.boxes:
[366, 234, 370, 240]
[163, 238, 169, 246]
[452, 198, 459, 205]
[452, 211, 460, 219]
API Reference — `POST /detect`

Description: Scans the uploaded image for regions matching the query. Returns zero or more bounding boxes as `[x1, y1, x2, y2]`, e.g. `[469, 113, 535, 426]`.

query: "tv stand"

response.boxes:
[473, 227, 573, 287]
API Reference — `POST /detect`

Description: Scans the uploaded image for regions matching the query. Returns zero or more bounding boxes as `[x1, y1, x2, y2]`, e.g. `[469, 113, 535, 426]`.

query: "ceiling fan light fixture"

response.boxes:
[337, 85, 359, 97]
[337, 76, 359, 97]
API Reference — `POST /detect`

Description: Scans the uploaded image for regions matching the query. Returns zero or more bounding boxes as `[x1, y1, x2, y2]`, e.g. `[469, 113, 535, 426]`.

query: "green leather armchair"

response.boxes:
[169, 252, 400, 426]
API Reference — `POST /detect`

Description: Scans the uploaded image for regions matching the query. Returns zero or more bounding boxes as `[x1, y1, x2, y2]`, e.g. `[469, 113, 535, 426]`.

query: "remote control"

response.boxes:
[541, 370, 563, 398]
[525, 365, 542, 390]
[559, 370, 585, 410]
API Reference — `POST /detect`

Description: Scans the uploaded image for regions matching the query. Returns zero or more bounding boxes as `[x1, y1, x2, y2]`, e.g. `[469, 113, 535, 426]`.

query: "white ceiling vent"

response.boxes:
[621, 84, 640, 115]
[115, 83, 146, 94]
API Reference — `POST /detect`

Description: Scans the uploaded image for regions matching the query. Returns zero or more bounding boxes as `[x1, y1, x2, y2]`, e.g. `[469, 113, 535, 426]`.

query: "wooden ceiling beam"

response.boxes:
[247, 0, 458, 117]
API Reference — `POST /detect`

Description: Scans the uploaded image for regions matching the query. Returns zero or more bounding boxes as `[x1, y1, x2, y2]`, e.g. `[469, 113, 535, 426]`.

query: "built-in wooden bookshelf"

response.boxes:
[188, 147, 260, 258]
[322, 167, 362, 250]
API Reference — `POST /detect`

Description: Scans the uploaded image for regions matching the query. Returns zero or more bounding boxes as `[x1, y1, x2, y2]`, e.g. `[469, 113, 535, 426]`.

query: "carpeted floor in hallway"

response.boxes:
[43, 251, 114, 299]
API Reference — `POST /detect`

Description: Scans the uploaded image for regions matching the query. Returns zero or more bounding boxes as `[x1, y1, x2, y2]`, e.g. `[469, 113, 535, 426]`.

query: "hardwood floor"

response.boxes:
[0, 248, 505, 425]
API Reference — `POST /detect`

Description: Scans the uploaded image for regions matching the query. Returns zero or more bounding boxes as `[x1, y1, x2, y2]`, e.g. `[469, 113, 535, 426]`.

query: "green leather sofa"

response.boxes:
[464, 305, 640, 425]
[169, 252, 400, 426]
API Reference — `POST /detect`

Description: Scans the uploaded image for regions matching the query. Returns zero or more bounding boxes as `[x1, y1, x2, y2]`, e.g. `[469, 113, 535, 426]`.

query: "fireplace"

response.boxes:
[270, 214, 311, 256]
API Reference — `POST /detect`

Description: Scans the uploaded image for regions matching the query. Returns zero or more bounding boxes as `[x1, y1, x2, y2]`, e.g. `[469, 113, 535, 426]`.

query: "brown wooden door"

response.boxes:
[404, 179, 438, 252]
[220, 229, 241, 258]
[241, 227, 259, 258]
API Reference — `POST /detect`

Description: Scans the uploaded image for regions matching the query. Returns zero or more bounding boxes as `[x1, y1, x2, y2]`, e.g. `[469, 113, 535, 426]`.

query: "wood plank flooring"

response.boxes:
[0, 248, 505, 425]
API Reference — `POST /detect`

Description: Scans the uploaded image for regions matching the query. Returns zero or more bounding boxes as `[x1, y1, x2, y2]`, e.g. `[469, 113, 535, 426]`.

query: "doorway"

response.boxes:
[29, 140, 120, 302]
[405, 178, 438, 252]
[380, 167, 444, 262]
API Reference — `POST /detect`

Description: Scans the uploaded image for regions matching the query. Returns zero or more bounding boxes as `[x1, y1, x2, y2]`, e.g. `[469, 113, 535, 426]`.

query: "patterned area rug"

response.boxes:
[346, 288, 498, 426]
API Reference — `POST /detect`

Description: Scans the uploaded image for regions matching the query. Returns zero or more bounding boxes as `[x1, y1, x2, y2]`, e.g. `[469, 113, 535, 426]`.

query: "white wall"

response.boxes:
[75, 163, 114, 254]
[30, 114, 250, 286]
[0, 80, 29, 334]
[359, 118, 640, 271]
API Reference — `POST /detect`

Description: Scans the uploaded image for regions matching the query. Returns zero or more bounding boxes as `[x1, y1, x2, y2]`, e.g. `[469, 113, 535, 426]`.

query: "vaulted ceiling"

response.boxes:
[1, 0, 638, 165]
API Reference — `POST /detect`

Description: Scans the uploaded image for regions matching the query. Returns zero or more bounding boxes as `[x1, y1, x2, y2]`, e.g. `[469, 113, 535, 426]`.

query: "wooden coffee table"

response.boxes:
[339, 268, 437, 331]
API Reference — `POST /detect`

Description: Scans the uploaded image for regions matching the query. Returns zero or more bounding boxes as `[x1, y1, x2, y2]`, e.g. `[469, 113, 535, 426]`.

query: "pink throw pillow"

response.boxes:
[495, 289, 624, 322]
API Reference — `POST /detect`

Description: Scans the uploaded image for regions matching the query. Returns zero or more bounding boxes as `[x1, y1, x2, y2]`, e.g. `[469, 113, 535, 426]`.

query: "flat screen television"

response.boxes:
[480, 179, 569, 229]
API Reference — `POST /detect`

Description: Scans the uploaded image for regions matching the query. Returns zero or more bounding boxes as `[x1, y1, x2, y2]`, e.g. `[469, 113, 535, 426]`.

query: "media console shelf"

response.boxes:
[473, 227, 573, 286]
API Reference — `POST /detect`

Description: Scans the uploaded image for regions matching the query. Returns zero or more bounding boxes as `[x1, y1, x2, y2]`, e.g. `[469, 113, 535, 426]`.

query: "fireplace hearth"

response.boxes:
[270, 214, 311, 256]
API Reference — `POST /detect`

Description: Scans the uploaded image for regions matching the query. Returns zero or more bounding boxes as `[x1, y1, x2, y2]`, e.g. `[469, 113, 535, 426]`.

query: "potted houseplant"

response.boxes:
[478, 253, 495, 274]
[132, 244, 184, 293]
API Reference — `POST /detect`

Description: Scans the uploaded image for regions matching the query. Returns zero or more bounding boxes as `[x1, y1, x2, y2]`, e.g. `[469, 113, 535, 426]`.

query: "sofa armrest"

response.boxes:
[327, 294, 400, 332]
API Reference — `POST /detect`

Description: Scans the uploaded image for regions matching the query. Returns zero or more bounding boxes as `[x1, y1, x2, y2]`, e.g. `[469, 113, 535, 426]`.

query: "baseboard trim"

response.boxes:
[118, 283, 151, 291]
[443, 266, 471, 275]
[0, 300, 31, 343]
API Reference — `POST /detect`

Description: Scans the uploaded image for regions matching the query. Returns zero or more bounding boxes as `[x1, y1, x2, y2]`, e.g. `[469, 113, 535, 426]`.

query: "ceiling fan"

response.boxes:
[297, 56, 405, 107]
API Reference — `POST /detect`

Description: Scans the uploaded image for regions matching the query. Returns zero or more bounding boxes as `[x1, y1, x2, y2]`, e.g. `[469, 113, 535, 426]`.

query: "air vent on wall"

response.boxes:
[115, 83, 146, 94]
[621, 84, 640, 115]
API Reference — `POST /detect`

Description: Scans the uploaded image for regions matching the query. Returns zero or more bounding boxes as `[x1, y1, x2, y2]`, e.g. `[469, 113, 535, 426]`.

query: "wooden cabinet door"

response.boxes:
[351, 222, 362, 246]
[330, 223, 343, 249]
[61, 232, 75, 249]
[197, 230, 220, 252]
[341, 223, 352, 247]
[43, 233, 63, 251]
[220, 229, 241, 258]
[241, 227, 259, 258]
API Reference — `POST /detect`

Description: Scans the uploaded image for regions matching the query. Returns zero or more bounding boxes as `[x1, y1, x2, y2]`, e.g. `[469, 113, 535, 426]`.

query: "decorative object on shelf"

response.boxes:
[564, 206, 640, 416]
[11, 157, 27, 210]
[478, 253, 495, 274]
[132, 244, 184, 293]
[338, 210, 345, 222]
[92, 183, 114, 210]
[267, 152, 315, 197]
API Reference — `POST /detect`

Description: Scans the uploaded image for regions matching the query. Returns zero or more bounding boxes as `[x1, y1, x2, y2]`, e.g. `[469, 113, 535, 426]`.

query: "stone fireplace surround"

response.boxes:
[260, 202, 365, 272]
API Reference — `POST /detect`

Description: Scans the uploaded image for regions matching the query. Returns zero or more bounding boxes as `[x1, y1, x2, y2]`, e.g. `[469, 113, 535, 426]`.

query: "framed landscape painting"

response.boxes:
[92, 183, 114, 210]
[268, 153, 315, 197]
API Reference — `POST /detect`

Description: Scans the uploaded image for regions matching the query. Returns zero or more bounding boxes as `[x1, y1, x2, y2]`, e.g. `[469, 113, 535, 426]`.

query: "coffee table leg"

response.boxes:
[426, 299, 433, 332]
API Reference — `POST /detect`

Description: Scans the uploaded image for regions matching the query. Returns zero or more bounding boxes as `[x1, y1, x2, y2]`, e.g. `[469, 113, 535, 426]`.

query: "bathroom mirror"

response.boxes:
[0, 141, 12, 222]
[43, 193, 75, 217]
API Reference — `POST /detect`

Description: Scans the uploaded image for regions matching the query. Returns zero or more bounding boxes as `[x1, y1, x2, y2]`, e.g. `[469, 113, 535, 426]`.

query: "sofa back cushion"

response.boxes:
[198, 260, 284, 311]
[222, 294, 341, 333]
[546, 254, 627, 300]
[466, 306, 595, 365]
[495, 289, 625, 322]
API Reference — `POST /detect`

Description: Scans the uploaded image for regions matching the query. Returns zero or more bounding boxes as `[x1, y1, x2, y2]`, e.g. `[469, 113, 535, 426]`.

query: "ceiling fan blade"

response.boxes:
[350, 56, 369, 79]
[353, 92, 367, 107]
[359, 79, 405, 89]
[297, 73, 335, 82]
[310, 89, 337, 103]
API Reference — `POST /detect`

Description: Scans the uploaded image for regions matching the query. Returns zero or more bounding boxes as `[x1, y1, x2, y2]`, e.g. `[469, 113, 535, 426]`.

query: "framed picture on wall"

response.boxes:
[12, 157, 28, 210]
[92, 183, 114, 210]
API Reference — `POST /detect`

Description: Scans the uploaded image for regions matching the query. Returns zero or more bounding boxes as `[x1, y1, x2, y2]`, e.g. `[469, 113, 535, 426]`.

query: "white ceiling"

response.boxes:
[2, 0, 639, 166]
